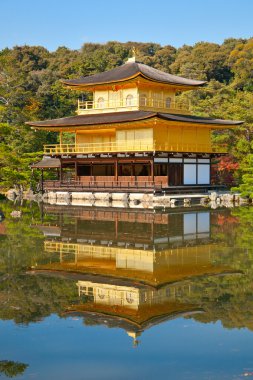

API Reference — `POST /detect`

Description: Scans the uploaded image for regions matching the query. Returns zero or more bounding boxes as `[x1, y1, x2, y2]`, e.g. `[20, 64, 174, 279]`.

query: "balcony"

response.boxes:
[77, 96, 190, 115]
[44, 141, 227, 155]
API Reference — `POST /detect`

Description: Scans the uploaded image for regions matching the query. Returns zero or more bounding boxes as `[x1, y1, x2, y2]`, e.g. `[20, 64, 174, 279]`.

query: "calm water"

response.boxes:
[0, 200, 253, 380]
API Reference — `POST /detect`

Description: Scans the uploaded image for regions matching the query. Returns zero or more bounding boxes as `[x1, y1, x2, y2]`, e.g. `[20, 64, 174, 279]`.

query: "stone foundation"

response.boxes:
[37, 190, 251, 209]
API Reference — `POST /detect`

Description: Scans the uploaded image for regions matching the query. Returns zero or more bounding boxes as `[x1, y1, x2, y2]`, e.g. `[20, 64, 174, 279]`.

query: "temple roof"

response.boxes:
[31, 157, 61, 168]
[62, 62, 206, 88]
[26, 110, 243, 128]
[63, 307, 202, 334]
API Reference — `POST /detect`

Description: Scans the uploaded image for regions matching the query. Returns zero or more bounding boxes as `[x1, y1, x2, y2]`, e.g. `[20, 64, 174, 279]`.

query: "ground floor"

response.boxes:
[33, 153, 223, 193]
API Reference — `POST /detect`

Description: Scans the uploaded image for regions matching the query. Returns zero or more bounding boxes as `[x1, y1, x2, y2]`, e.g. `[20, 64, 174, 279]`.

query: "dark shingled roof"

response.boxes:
[159, 113, 243, 125]
[63, 309, 202, 334]
[26, 111, 243, 128]
[35, 225, 61, 236]
[31, 157, 61, 168]
[62, 62, 206, 88]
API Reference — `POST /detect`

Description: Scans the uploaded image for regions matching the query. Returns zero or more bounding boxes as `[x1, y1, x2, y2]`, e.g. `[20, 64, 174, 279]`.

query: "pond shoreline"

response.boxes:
[4, 188, 252, 209]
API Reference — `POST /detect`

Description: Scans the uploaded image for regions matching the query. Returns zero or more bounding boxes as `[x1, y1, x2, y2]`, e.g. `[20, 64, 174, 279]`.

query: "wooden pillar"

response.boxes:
[151, 220, 154, 243]
[115, 159, 118, 182]
[41, 169, 44, 193]
[60, 131, 63, 146]
[167, 160, 170, 186]
[75, 246, 78, 265]
[75, 161, 78, 181]
[39, 200, 44, 222]
[151, 158, 154, 182]
[115, 217, 118, 240]
[59, 162, 63, 183]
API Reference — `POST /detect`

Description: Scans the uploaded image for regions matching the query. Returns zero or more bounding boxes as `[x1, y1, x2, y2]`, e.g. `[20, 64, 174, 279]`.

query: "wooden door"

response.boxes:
[169, 164, 183, 186]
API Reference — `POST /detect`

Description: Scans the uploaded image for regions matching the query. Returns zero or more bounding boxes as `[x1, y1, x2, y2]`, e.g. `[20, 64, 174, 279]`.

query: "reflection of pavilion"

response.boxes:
[68, 276, 202, 346]
[41, 205, 213, 249]
[37, 207, 230, 286]
[35, 207, 236, 344]
[42, 242, 228, 286]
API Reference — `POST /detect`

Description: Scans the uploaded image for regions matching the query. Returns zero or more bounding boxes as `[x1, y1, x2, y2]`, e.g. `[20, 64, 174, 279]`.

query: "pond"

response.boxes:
[0, 200, 253, 380]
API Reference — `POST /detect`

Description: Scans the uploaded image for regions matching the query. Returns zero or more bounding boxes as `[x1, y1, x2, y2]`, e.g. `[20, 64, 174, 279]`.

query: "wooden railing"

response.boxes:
[43, 179, 163, 191]
[44, 141, 154, 155]
[44, 141, 227, 155]
[78, 96, 190, 114]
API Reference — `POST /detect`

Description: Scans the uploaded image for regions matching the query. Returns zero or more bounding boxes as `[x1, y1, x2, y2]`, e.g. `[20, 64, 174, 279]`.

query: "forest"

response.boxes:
[0, 39, 252, 196]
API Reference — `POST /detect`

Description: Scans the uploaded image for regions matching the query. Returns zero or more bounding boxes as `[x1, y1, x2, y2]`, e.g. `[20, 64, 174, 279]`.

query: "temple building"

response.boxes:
[27, 53, 243, 193]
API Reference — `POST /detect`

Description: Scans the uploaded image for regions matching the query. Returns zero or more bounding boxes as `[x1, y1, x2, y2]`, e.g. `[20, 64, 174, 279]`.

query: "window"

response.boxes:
[77, 165, 91, 176]
[92, 164, 114, 176]
[119, 164, 132, 176]
[184, 164, 197, 185]
[154, 163, 167, 176]
[126, 94, 134, 106]
[197, 164, 210, 184]
[97, 288, 105, 299]
[140, 292, 148, 302]
[126, 292, 134, 304]
[197, 212, 210, 234]
[165, 97, 171, 108]
[140, 94, 147, 106]
[134, 164, 150, 176]
[97, 97, 105, 108]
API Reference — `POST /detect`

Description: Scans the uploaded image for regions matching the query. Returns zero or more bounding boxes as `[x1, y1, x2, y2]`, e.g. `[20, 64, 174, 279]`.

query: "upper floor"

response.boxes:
[62, 58, 206, 115]
[77, 86, 190, 115]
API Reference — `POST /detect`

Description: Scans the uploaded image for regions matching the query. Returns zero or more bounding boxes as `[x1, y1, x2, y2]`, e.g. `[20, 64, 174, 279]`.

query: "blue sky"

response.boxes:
[1, 0, 253, 51]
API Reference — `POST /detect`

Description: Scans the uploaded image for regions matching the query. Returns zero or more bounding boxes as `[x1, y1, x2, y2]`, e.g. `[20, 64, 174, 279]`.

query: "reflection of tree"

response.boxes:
[0, 201, 81, 324]
[174, 274, 251, 330]
[2, 199, 253, 335]
[0, 360, 28, 378]
[231, 207, 253, 248]
[0, 199, 55, 275]
[0, 274, 79, 324]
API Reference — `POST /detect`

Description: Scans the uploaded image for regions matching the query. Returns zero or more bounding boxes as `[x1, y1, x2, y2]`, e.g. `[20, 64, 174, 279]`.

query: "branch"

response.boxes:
[0, 97, 8, 105]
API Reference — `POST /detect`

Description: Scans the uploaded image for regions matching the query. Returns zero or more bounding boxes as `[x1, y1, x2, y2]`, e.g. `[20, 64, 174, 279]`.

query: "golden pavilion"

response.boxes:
[27, 53, 243, 193]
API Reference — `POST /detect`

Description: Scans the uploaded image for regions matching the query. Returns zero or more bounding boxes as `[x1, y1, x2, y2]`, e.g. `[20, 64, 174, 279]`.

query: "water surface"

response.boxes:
[0, 200, 253, 379]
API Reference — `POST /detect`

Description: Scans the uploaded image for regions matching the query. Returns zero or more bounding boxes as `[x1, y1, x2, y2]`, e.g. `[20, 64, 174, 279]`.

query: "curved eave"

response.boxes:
[158, 113, 244, 128]
[63, 308, 203, 333]
[26, 111, 244, 131]
[26, 111, 157, 129]
[61, 71, 140, 88]
[62, 72, 206, 91]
